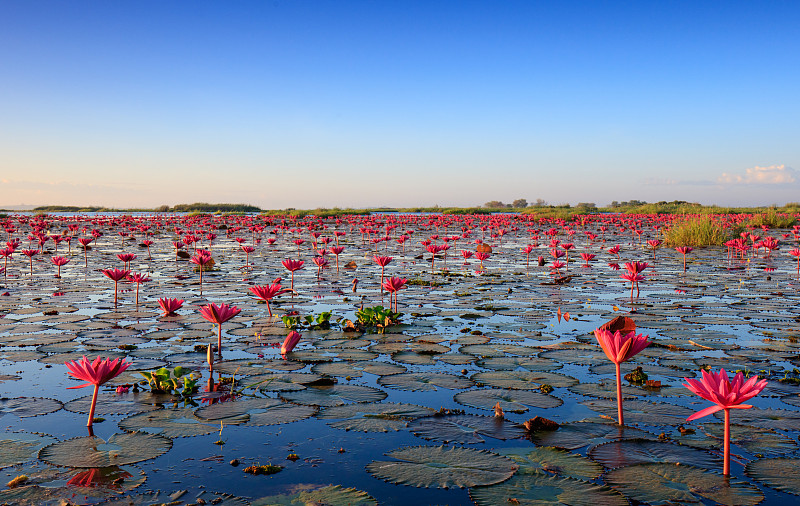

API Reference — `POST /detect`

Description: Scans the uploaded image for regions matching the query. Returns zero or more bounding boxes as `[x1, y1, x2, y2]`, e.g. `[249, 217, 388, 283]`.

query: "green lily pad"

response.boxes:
[243, 372, 322, 392]
[498, 446, 603, 480]
[102, 490, 249, 505]
[470, 473, 627, 506]
[0, 464, 145, 504]
[745, 457, 800, 495]
[473, 371, 577, 390]
[582, 399, 694, 425]
[454, 388, 562, 413]
[378, 373, 474, 391]
[119, 408, 218, 437]
[476, 356, 562, 371]
[589, 438, 721, 469]
[0, 432, 58, 468]
[0, 397, 62, 418]
[279, 384, 387, 407]
[251, 485, 378, 506]
[366, 445, 518, 488]
[684, 423, 799, 457]
[318, 402, 435, 432]
[39, 432, 172, 467]
[604, 463, 764, 505]
[64, 391, 163, 416]
[409, 414, 525, 444]
[714, 407, 800, 431]
[530, 421, 655, 450]
[196, 397, 316, 426]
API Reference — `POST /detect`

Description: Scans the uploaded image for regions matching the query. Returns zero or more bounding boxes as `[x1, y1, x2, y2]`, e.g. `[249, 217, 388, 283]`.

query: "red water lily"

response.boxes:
[65, 356, 130, 427]
[684, 368, 767, 475]
[199, 303, 241, 358]
[594, 328, 650, 425]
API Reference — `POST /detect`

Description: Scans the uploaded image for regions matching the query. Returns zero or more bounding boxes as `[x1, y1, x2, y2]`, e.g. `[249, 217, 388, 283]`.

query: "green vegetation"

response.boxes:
[745, 210, 796, 228]
[172, 203, 261, 213]
[663, 215, 738, 247]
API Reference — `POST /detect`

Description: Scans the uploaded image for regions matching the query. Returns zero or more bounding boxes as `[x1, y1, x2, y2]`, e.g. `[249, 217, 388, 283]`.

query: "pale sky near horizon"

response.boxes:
[1, 1, 798, 209]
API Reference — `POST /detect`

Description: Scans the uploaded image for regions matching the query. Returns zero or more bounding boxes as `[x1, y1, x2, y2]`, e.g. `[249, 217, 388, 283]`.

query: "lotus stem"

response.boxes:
[87, 384, 99, 427]
[616, 362, 623, 425]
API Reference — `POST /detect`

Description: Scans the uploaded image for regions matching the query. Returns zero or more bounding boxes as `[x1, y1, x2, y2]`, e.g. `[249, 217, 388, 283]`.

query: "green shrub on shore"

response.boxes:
[663, 216, 739, 247]
[745, 210, 796, 229]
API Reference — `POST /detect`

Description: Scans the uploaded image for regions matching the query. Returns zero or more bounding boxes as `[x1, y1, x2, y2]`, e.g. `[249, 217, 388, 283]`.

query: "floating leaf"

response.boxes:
[476, 356, 561, 371]
[409, 414, 525, 444]
[378, 373, 474, 392]
[39, 432, 172, 467]
[119, 408, 218, 437]
[605, 463, 763, 505]
[0, 397, 62, 418]
[196, 397, 316, 426]
[64, 391, 163, 416]
[366, 446, 517, 488]
[470, 473, 627, 506]
[251, 484, 378, 506]
[689, 423, 799, 457]
[473, 371, 577, 390]
[454, 388, 562, 413]
[244, 372, 322, 391]
[0, 433, 58, 468]
[715, 407, 800, 431]
[745, 457, 800, 495]
[530, 421, 655, 450]
[498, 446, 603, 480]
[590, 438, 721, 469]
[582, 399, 693, 425]
[102, 490, 249, 505]
[318, 402, 434, 432]
[280, 384, 387, 406]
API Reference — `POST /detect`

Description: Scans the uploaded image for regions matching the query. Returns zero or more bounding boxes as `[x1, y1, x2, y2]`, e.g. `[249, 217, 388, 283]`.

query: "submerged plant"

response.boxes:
[140, 366, 198, 397]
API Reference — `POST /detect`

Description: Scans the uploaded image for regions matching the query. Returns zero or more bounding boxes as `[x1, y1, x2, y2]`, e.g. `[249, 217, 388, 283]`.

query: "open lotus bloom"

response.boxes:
[281, 330, 302, 356]
[684, 368, 767, 476]
[158, 297, 184, 316]
[594, 329, 650, 364]
[65, 356, 130, 427]
[683, 368, 767, 421]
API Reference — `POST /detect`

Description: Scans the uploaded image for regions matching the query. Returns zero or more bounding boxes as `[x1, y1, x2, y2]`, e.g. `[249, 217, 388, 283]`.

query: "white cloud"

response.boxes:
[718, 164, 796, 185]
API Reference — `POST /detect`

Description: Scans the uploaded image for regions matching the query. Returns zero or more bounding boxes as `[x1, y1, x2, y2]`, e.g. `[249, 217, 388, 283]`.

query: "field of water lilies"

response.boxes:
[1, 211, 800, 505]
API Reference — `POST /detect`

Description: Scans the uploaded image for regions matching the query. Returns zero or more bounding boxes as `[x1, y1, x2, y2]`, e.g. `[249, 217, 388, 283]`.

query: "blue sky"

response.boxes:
[1, 1, 798, 208]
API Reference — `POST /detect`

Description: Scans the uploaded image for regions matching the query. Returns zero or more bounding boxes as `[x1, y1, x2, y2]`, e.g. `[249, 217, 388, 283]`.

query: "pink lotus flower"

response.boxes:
[117, 253, 137, 269]
[190, 250, 213, 295]
[675, 246, 694, 272]
[103, 268, 131, 307]
[330, 246, 345, 272]
[594, 328, 650, 425]
[621, 271, 645, 302]
[21, 249, 37, 275]
[158, 297, 184, 316]
[282, 259, 304, 291]
[684, 368, 767, 475]
[51, 256, 70, 278]
[127, 272, 150, 307]
[281, 330, 301, 356]
[199, 303, 241, 358]
[381, 276, 408, 312]
[65, 356, 130, 427]
[373, 255, 393, 287]
[249, 283, 291, 317]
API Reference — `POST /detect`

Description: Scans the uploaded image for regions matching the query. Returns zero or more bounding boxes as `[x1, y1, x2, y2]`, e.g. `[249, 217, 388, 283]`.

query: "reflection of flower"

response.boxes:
[67, 467, 132, 489]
